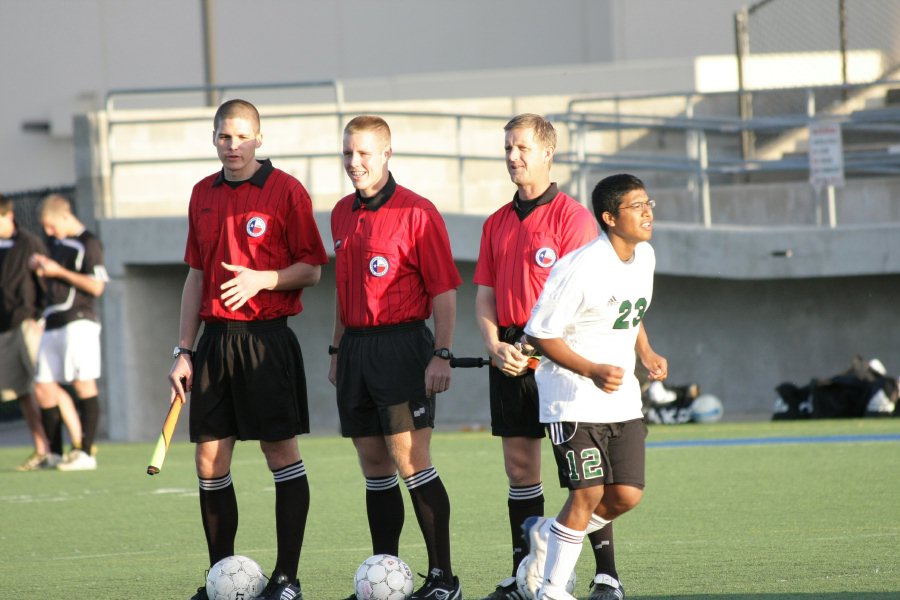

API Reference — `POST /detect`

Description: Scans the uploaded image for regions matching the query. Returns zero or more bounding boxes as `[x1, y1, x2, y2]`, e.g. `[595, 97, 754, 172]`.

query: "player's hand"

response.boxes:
[640, 351, 668, 382]
[168, 356, 193, 403]
[588, 364, 625, 393]
[425, 356, 452, 396]
[220, 262, 275, 311]
[489, 342, 529, 377]
[328, 355, 337, 387]
[29, 254, 61, 278]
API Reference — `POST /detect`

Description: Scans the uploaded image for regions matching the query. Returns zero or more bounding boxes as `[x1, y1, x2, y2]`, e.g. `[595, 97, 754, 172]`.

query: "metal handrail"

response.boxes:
[97, 80, 900, 226]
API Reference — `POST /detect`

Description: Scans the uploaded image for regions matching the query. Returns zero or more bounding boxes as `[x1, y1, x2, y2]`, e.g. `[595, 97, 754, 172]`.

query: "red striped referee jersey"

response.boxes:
[331, 175, 461, 328]
[185, 159, 328, 321]
[473, 183, 597, 328]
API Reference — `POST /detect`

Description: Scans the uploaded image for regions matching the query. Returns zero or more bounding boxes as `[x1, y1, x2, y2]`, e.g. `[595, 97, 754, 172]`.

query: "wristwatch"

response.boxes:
[432, 347, 453, 360]
[328, 345, 340, 356]
[173, 346, 193, 359]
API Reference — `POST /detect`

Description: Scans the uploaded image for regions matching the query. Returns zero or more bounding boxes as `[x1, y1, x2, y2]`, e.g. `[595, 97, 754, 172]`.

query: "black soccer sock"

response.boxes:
[40, 406, 63, 456]
[588, 521, 619, 581]
[77, 395, 99, 455]
[405, 467, 453, 581]
[272, 461, 310, 581]
[508, 483, 544, 576]
[366, 473, 404, 556]
[198, 473, 238, 567]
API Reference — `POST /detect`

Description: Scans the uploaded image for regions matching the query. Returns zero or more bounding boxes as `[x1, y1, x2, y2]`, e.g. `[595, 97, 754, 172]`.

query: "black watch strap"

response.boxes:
[328, 345, 339, 355]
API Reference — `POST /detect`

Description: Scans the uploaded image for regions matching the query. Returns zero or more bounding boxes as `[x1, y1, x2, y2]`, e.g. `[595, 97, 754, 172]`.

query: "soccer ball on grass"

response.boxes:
[206, 555, 267, 600]
[515, 554, 576, 600]
[354, 553, 415, 600]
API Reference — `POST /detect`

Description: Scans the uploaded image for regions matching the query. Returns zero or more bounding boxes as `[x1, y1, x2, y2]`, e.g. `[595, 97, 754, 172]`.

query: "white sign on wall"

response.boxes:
[809, 121, 845, 188]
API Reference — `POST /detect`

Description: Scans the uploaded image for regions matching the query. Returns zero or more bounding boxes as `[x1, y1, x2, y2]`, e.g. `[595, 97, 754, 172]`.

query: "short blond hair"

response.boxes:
[39, 193, 73, 219]
[344, 115, 391, 145]
[214, 99, 260, 133]
[504, 113, 557, 149]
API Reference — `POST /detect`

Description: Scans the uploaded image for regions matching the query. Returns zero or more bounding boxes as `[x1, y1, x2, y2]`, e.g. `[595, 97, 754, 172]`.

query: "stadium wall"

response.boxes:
[97, 216, 900, 441]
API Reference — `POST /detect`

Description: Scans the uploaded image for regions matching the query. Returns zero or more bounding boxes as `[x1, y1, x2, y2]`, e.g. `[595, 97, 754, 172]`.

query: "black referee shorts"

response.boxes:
[489, 367, 545, 439]
[189, 317, 310, 443]
[336, 320, 436, 438]
[489, 325, 545, 438]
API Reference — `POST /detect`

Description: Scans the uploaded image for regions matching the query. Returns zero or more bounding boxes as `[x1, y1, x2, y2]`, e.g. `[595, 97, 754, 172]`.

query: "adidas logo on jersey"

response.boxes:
[607, 295, 618, 306]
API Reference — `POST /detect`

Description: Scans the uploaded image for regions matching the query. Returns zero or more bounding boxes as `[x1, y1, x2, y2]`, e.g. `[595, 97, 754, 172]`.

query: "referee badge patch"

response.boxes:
[535, 247, 557, 268]
[246, 216, 267, 238]
[369, 255, 390, 277]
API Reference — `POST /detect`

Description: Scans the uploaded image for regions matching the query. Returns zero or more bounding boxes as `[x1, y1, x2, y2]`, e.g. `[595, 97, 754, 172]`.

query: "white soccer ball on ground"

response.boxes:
[515, 554, 576, 600]
[206, 555, 267, 600]
[354, 553, 415, 600]
[691, 394, 724, 423]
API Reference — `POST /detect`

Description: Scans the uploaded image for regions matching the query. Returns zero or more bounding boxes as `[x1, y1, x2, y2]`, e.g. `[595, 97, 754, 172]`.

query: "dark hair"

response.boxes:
[0, 193, 10, 215]
[591, 173, 646, 232]
[213, 99, 260, 132]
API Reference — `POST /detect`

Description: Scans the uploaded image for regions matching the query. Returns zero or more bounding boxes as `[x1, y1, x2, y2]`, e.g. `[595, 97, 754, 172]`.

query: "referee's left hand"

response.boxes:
[425, 356, 452, 396]
[220, 262, 275, 311]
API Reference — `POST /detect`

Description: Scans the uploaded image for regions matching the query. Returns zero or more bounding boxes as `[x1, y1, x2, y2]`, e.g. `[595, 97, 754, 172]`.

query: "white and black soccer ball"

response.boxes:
[354, 553, 414, 600]
[691, 394, 724, 423]
[515, 554, 576, 600]
[206, 555, 267, 600]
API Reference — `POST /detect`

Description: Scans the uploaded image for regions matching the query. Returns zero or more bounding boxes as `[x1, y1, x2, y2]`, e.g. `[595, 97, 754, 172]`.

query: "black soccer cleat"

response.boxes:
[410, 568, 461, 600]
[482, 576, 528, 599]
[258, 572, 303, 600]
[189, 585, 209, 600]
[588, 574, 625, 600]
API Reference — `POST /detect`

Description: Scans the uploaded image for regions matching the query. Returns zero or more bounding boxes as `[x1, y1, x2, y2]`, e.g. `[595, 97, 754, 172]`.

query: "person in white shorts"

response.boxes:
[0, 194, 53, 471]
[30, 194, 108, 471]
[522, 174, 668, 600]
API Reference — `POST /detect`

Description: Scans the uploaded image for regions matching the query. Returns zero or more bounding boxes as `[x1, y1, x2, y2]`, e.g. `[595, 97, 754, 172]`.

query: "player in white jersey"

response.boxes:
[522, 174, 668, 600]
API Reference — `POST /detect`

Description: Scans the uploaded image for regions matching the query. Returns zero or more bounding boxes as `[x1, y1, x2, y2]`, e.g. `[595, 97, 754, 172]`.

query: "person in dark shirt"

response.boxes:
[30, 193, 108, 471]
[0, 194, 51, 470]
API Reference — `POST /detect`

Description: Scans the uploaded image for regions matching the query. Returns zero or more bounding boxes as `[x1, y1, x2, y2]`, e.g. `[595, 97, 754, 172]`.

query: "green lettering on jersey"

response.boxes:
[613, 297, 648, 329]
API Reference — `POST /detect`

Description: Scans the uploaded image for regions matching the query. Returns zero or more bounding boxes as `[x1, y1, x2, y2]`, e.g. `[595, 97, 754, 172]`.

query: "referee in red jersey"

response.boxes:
[473, 114, 625, 600]
[329, 115, 462, 600]
[168, 99, 327, 600]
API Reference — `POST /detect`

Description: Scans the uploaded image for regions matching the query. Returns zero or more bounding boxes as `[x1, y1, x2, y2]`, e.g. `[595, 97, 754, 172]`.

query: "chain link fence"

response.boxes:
[2, 186, 77, 239]
[735, 0, 900, 156]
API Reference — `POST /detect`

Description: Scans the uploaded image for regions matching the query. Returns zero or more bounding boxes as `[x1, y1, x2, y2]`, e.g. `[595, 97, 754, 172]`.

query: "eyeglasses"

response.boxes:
[620, 199, 656, 212]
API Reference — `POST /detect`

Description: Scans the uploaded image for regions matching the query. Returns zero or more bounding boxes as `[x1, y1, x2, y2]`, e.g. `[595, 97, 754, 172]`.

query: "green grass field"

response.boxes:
[2, 418, 899, 599]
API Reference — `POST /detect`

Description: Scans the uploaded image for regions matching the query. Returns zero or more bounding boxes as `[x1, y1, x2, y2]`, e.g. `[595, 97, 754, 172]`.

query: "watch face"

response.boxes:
[434, 348, 451, 359]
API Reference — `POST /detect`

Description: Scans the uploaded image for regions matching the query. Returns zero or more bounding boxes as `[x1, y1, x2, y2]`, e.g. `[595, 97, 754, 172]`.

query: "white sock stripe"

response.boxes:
[549, 521, 585, 545]
[366, 473, 400, 491]
[198, 473, 232, 491]
[593, 574, 621, 589]
[587, 513, 611, 534]
[272, 461, 307, 483]
[508, 483, 543, 500]
[404, 466, 438, 490]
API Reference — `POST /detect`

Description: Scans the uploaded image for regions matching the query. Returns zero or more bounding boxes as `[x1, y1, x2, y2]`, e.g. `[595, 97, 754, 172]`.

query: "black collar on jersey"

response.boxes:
[512, 182, 558, 220]
[352, 172, 397, 212]
[213, 159, 274, 188]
